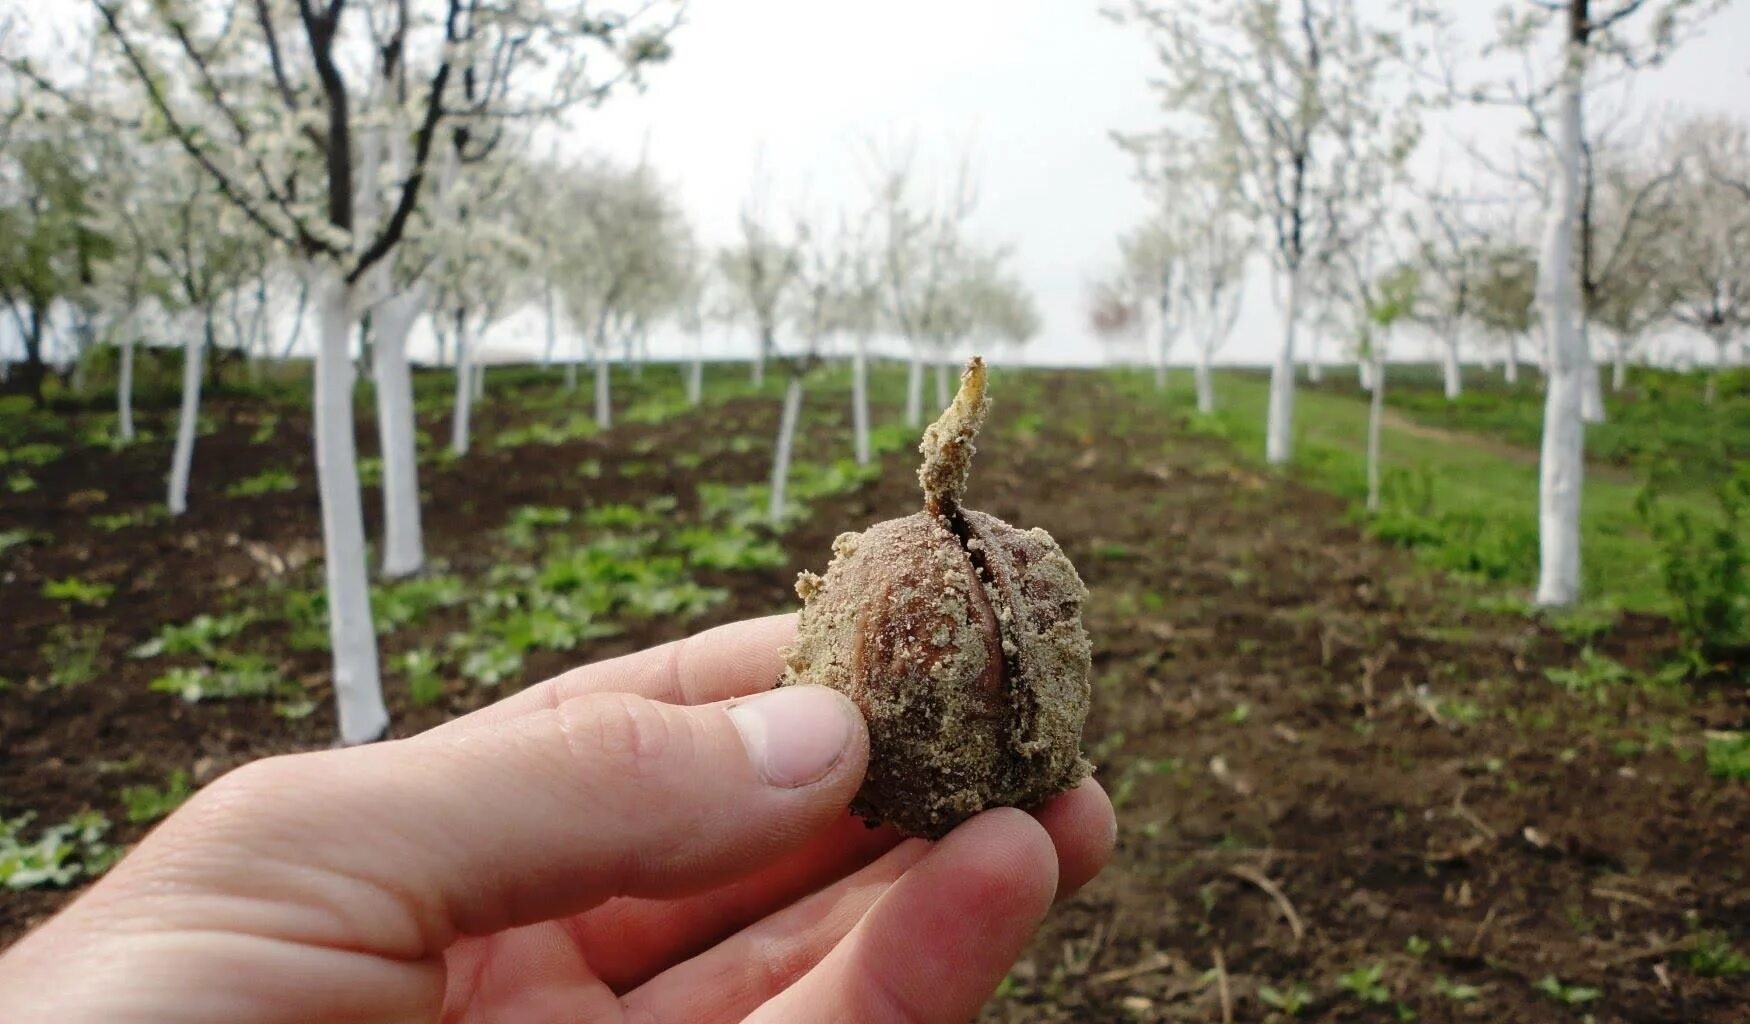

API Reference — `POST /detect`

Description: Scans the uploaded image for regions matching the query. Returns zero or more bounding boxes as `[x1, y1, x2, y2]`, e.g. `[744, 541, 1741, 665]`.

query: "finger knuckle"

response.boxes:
[556, 692, 680, 780]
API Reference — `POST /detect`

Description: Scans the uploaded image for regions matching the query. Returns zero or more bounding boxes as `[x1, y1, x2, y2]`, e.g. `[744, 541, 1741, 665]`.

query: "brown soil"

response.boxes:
[4, 368, 1747, 1023]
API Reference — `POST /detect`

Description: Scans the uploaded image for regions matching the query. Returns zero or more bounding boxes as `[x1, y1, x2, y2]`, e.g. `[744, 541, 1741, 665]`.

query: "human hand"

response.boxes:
[0, 614, 1115, 1023]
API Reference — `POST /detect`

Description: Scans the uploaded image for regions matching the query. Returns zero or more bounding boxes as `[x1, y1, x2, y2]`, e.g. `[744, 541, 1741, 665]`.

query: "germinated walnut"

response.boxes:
[781, 357, 1092, 839]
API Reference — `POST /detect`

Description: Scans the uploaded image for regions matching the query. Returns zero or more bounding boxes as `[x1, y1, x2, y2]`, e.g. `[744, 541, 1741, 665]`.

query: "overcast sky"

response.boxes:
[562, 0, 1750, 369]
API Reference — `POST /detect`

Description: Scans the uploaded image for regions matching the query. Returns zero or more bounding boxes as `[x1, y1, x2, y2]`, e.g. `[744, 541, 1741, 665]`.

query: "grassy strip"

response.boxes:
[1133, 369, 1721, 615]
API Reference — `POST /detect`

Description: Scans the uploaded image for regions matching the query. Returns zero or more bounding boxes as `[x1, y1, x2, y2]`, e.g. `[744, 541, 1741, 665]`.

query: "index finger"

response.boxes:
[429, 614, 798, 737]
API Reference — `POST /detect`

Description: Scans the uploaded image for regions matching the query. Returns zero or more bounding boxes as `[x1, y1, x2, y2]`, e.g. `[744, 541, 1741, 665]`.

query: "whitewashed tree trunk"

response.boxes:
[1580, 322, 1605, 424]
[1194, 338, 1215, 414]
[1707, 332, 1729, 405]
[167, 316, 205, 516]
[768, 375, 804, 528]
[1442, 339, 1462, 400]
[935, 358, 951, 410]
[473, 361, 485, 402]
[852, 334, 871, 465]
[1306, 330, 1323, 383]
[905, 348, 925, 428]
[311, 270, 389, 744]
[117, 334, 136, 442]
[372, 293, 424, 578]
[1265, 266, 1302, 465]
[594, 342, 613, 430]
[1367, 346, 1386, 514]
[541, 285, 558, 368]
[752, 338, 766, 387]
[686, 338, 704, 406]
[1536, 47, 1587, 608]
[1155, 316, 1171, 391]
[1504, 335, 1520, 384]
[451, 316, 473, 457]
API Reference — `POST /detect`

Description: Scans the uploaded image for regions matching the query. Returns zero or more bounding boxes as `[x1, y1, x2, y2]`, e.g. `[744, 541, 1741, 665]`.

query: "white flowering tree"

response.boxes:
[555, 156, 693, 429]
[1111, 0, 1420, 466]
[1448, 0, 1725, 605]
[83, 0, 679, 743]
[1660, 117, 1750, 406]
[866, 146, 981, 426]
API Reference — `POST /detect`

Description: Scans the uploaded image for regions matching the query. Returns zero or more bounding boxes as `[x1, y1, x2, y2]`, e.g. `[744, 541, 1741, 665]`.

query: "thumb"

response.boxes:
[109, 685, 867, 958]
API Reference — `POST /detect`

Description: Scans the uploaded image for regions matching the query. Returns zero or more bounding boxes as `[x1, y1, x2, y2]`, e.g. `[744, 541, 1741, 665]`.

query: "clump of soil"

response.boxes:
[781, 358, 1092, 838]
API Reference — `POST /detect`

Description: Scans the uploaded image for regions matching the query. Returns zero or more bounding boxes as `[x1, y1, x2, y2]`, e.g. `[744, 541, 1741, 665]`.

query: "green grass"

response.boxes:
[1156, 371, 1721, 614]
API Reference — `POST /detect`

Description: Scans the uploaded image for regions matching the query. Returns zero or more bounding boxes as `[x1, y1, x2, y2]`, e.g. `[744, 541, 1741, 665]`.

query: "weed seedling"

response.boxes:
[120, 770, 193, 823]
[1533, 974, 1600, 1006]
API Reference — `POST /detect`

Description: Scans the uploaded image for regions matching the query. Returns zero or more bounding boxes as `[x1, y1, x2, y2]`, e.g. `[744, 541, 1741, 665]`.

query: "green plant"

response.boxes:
[1533, 974, 1600, 1006]
[0, 528, 40, 557]
[372, 575, 466, 632]
[90, 505, 170, 532]
[149, 654, 292, 702]
[1544, 647, 1630, 697]
[1, 441, 63, 467]
[503, 505, 573, 547]
[669, 526, 786, 571]
[1337, 964, 1391, 1005]
[225, 467, 297, 497]
[1685, 930, 1750, 977]
[1434, 976, 1481, 1001]
[38, 624, 104, 688]
[396, 649, 446, 707]
[131, 611, 257, 659]
[1258, 982, 1314, 1015]
[7, 471, 36, 493]
[41, 576, 114, 607]
[1636, 459, 1748, 663]
[120, 770, 193, 823]
[0, 811, 117, 889]
[248, 414, 279, 445]
[1706, 732, 1750, 781]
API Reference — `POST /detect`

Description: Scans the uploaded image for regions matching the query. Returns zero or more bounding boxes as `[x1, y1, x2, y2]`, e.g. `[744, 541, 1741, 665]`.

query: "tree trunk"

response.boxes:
[541, 285, 558, 368]
[905, 348, 924, 428]
[1266, 266, 1302, 466]
[1305, 330, 1323, 384]
[167, 316, 206, 516]
[22, 304, 47, 407]
[451, 312, 473, 457]
[1194, 337, 1215, 414]
[1707, 333, 1729, 406]
[686, 339, 704, 406]
[373, 293, 425, 579]
[1442, 338, 1462, 400]
[117, 333, 136, 442]
[768, 375, 804, 528]
[935, 358, 951, 410]
[1358, 355, 1375, 392]
[1367, 346, 1386, 514]
[1155, 315, 1171, 391]
[473, 360, 485, 402]
[1504, 335, 1520, 385]
[594, 332, 613, 430]
[1536, 41, 1586, 608]
[752, 332, 766, 387]
[310, 270, 390, 744]
[852, 334, 871, 465]
[1611, 337, 1628, 392]
[1580, 321, 1605, 424]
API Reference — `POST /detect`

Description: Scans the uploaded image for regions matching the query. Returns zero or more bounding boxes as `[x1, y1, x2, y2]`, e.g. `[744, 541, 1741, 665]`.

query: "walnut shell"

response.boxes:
[780, 358, 1092, 838]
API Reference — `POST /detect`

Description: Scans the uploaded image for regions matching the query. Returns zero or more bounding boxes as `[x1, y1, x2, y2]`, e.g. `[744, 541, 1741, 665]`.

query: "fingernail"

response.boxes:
[727, 686, 857, 789]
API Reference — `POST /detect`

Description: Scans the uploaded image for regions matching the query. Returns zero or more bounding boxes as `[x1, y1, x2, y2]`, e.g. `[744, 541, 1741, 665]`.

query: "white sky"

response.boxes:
[564, 0, 1750, 369]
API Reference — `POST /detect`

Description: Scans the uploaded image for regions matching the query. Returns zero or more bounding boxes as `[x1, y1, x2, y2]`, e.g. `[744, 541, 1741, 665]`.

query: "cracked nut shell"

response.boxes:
[780, 357, 1092, 839]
